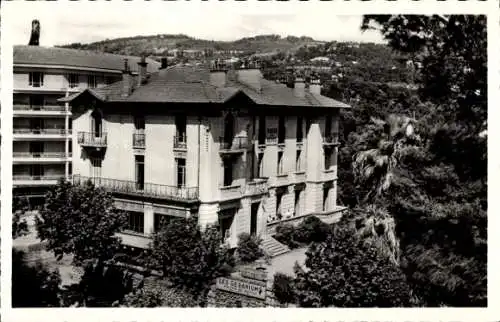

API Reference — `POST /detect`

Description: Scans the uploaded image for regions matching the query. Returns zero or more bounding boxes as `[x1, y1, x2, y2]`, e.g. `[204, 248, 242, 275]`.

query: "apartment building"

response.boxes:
[63, 61, 349, 249]
[13, 45, 161, 202]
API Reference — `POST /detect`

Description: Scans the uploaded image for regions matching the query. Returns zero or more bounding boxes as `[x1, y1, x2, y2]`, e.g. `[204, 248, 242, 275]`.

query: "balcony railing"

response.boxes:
[13, 152, 72, 158]
[219, 184, 243, 201]
[14, 105, 67, 112]
[219, 136, 248, 152]
[78, 132, 107, 147]
[13, 175, 63, 181]
[323, 133, 339, 146]
[174, 135, 187, 150]
[14, 128, 71, 135]
[133, 133, 145, 149]
[245, 178, 269, 196]
[73, 175, 199, 202]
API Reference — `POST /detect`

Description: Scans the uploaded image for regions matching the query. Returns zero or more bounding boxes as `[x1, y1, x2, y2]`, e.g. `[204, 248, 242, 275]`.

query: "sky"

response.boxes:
[4, 1, 385, 47]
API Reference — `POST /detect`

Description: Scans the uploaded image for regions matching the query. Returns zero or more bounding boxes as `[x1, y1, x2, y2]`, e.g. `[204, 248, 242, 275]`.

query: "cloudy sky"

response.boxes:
[4, 1, 384, 46]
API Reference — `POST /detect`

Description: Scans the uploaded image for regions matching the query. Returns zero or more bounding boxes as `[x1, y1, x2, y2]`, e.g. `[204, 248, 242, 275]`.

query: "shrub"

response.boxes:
[274, 224, 300, 249]
[273, 273, 296, 305]
[294, 216, 331, 243]
[236, 233, 264, 263]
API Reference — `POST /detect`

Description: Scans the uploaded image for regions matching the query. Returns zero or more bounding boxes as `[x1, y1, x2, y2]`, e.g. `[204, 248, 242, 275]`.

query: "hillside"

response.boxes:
[58, 34, 326, 57]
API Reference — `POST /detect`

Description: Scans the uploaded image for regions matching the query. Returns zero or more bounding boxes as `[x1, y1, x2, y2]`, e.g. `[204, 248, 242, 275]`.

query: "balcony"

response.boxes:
[133, 133, 145, 149]
[244, 178, 269, 196]
[13, 152, 72, 163]
[13, 128, 71, 140]
[323, 133, 340, 147]
[78, 132, 107, 148]
[323, 168, 337, 181]
[173, 135, 187, 150]
[219, 136, 248, 154]
[13, 175, 63, 186]
[219, 184, 243, 201]
[13, 105, 69, 117]
[294, 171, 306, 183]
[73, 175, 199, 202]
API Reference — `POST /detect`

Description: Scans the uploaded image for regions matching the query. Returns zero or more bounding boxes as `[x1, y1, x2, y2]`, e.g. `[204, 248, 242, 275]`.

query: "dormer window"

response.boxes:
[68, 74, 79, 88]
[87, 75, 97, 88]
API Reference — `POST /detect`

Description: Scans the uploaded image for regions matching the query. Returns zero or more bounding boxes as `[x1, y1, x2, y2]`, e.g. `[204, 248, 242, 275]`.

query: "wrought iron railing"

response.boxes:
[133, 133, 145, 149]
[219, 136, 248, 151]
[14, 105, 66, 112]
[78, 132, 107, 147]
[13, 152, 72, 158]
[13, 175, 63, 181]
[173, 135, 187, 149]
[73, 175, 199, 201]
[14, 128, 71, 135]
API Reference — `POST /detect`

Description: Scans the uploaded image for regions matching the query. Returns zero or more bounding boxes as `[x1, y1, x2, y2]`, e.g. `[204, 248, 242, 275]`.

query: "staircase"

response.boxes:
[261, 235, 290, 257]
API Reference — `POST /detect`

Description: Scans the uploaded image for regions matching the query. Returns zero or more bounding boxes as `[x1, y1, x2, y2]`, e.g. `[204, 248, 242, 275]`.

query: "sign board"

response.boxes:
[240, 267, 268, 282]
[216, 277, 266, 300]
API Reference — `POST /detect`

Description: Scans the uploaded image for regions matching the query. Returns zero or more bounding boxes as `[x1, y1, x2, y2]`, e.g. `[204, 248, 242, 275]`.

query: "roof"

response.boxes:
[14, 45, 161, 73]
[61, 65, 350, 109]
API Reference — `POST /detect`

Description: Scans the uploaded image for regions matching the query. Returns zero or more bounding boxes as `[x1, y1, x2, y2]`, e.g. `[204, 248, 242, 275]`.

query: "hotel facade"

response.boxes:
[13, 45, 160, 201]
[63, 60, 349, 251]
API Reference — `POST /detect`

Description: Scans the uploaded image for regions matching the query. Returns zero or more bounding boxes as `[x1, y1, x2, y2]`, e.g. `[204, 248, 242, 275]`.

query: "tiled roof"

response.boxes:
[62, 65, 350, 109]
[14, 45, 161, 73]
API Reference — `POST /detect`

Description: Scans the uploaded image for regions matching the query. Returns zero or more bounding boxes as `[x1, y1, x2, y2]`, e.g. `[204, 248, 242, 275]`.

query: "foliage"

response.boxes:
[12, 249, 62, 307]
[274, 224, 301, 249]
[274, 216, 331, 249]
[236, 233, 264, 263]
[12, 196, 30, 239]
[36, 179, 128, 264]
[294, 223, 413, 307]
[273, 273, 296, 305]
[121, 281, 198, 307]
[148, 217, 234, 299]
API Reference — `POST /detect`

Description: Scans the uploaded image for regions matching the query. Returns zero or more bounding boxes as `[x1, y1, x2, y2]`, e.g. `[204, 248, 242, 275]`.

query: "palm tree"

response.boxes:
[352, 114, 420, 203]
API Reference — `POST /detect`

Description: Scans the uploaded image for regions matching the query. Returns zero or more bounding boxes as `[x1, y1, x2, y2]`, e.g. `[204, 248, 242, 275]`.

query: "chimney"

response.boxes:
[160, 57, 168, 69]
[137, 56, 148, 87]
[28, 19, 40, 46]
[122, 59, 132, 97]
[293, 76, 305, 98]
[309, 79, 321, 95]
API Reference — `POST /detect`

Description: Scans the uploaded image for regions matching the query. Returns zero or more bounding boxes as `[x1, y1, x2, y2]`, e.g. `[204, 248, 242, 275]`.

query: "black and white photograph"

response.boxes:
[1, 0, 491, 316]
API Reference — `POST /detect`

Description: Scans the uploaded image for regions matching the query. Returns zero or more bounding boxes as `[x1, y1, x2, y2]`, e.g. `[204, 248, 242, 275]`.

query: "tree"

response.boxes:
[12, 196, 30, 239]
[148, 217, 234, 299]
[273, 273, 296, 305]
[236, 233, 264, 263]
[12, 249, 62, 307]
[36, 179, 128, 265]
[294, 223, 413, 307]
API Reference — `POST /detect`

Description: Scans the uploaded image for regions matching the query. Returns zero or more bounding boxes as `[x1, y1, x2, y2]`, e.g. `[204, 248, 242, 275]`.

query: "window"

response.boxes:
[257, 152, 264, 178]
[176, 158, 186, 188]
[154, 214, 171, 232]
[175, 115, 187, 142]
[278, 116, 285, 144]
[323, 187, 329, 211]
[223, 113, 235, 145]
[258, 116, 266, 144]
[277, 151, 284, 175]
[90, 158, 102, 179]
[68, 74, 79, 88]
[223, 159, 233, 186]
[127, 212, 144, 234]
[87, 75, 97, 88]
[325, 150, 332, 170]
[296, 150, 302, 172]
[296, 116, 303, 142]
[135, 155, 144, 190]
[325, 115, 332, 136]
[134, 114, 145, 131]
[294, 189, 301, 216]
[31, 164, 44, 179]
[91, 110, 103, 137]
[29, 72, 44, 87]
[276, 190, 284, 219]
[30, 142, 44, 157]
[29, 95, 44, 110]
[105, 76, 114, 85]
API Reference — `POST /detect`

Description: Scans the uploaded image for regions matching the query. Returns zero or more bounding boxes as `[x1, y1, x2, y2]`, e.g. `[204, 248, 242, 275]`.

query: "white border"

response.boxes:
[1, 0, 498, 321]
